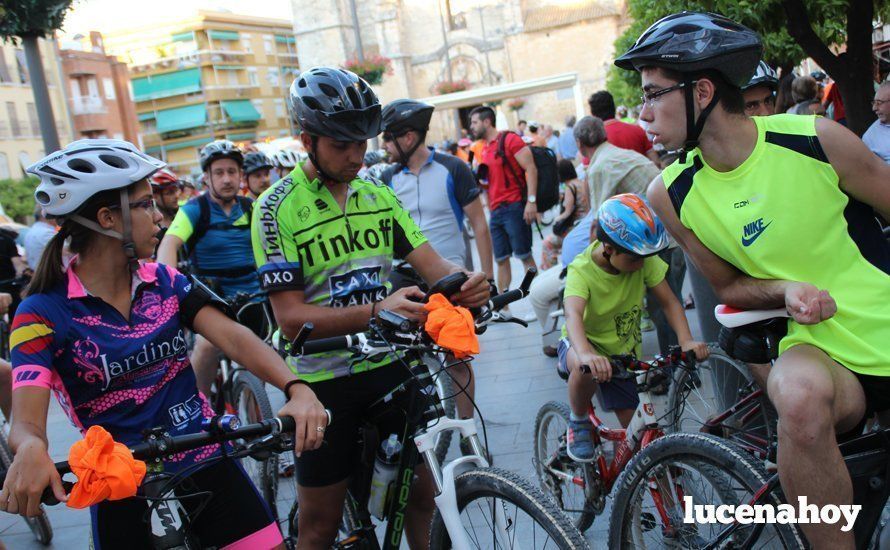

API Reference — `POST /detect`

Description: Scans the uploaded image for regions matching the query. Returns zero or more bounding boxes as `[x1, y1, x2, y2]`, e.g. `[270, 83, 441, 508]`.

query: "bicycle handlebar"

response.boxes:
[488, 268, 536, 312]
[580, 348, 697, 380]
[0, 415, 302, 505]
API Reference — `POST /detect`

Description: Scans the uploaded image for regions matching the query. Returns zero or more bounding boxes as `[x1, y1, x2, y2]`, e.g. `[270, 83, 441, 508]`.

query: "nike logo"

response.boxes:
[741, 218, 771, 247]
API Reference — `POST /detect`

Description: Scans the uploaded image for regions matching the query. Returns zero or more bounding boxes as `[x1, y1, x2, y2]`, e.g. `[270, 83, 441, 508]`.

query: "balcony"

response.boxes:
[204, 83, 260, 102]
[129, 49, 254, 73]
[70, 96, 108, 115]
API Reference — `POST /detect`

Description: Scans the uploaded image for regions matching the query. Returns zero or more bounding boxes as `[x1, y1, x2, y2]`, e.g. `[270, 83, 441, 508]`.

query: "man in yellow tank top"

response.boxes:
[617, 12, 890, 549]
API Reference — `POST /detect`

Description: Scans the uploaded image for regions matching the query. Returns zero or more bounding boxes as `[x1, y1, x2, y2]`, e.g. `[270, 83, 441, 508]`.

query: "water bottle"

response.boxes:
[368, 433, 402, 520]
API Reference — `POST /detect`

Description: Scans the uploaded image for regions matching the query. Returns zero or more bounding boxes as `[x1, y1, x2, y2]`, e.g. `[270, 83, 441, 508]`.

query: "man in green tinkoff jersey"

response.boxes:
[251, 67, 490, 549]
[616, 12, 890, 549]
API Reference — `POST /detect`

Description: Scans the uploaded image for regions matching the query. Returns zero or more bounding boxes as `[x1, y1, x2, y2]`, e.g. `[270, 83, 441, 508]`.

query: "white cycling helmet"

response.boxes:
[27, 139, 165, 267]
[28, 139, 165, 217]
[273, 149, 299, 169]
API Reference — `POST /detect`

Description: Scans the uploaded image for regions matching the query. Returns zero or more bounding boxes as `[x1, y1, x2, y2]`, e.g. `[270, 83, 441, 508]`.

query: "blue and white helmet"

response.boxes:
[742, 60, 779, 92]
[597, 193, 669, 256]
[28, 139, 165, 217]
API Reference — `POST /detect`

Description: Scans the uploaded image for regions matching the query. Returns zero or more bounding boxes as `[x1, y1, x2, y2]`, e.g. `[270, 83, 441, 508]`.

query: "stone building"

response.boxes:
[290, 0, 626, 139]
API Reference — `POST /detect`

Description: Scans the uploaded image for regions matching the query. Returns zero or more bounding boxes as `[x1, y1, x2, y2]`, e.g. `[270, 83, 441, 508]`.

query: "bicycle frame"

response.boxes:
[698, 384, 770, 459]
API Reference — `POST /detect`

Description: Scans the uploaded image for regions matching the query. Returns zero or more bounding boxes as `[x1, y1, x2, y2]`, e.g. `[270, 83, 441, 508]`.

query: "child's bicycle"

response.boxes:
[532, 347, 698, 533]
[287, 269, 589, 549]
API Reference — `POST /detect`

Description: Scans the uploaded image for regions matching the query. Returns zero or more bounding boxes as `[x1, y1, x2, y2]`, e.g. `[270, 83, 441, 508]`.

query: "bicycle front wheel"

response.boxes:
[233, 370, 279, 514]
[608, 432, 804, 549]
[429, 467, 588, 549]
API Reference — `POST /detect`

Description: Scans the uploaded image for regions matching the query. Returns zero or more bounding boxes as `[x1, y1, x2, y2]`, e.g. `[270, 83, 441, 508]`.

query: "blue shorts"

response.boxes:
[557, 338, 639, 412]
[490, 201, 533, 262]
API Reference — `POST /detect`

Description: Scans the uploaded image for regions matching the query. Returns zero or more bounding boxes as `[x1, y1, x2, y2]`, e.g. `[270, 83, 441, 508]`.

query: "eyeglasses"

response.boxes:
[381, 131, 409, 143]
[109, 197, 157, 212]
[640, 81, 695, 108]
[744, 94, 776, 112]
[873, 99, 888, 108]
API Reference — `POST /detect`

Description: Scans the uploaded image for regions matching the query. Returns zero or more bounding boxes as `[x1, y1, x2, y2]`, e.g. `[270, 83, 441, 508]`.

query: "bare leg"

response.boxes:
[566, 347, 597, 417]
[405, 466, 436, 550]
[296, 480, 349, 549]
[748, 362, 771, 390]
[190, 335, 221, 398]
[448, 360, 476, 420]
[520, 255, 537, 279]
[496, 258, 512, 295]
[768, 345, 863, 550]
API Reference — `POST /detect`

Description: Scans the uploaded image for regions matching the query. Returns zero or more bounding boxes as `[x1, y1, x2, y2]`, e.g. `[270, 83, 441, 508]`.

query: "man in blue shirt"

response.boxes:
[557, 116, 579, 161]
[157, 140, 259, 397]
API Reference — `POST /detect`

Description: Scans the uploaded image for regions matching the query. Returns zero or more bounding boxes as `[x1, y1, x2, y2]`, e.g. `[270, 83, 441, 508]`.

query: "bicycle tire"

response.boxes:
[608, 432, 804, 549]
[0, 429, 53, 544]
[233, 370, 279, 514]
[532, 401, 601, 532]
[428, 467, 588, 549]
[666, 348, 776, 458]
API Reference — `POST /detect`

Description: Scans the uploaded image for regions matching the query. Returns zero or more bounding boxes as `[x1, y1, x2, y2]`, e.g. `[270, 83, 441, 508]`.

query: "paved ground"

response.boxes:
[0, 232, 706, 549]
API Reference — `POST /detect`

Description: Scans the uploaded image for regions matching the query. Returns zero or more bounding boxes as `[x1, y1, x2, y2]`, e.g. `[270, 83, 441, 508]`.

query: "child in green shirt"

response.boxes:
[558, 194, 708, 462]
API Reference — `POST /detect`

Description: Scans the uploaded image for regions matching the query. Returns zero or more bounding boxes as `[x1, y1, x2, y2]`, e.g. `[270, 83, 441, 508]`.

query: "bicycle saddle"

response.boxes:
[714, 305, 789, 328]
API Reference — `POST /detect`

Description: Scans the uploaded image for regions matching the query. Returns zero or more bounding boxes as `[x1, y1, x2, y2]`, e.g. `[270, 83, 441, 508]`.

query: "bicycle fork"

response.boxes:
[142, 469, 197, 550]
[417, 417, 522, 550]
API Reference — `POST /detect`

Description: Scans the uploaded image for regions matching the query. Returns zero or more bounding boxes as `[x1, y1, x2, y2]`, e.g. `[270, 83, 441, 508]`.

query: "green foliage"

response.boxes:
[605, 0, 881, 105]
[0, 177, 39, 222]
[0, 0, 74, 42]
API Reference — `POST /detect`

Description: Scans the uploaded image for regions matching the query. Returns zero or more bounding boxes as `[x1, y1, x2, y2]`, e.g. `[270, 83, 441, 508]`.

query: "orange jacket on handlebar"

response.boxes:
[67, 425, 146, 509]
[424, 293, 480, 359]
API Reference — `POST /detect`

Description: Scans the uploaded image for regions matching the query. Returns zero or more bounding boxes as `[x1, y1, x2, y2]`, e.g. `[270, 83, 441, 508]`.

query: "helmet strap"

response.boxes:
[680, 78, 721, 163]
[307, 135, 339, 187]
[394, 131, 427, 166]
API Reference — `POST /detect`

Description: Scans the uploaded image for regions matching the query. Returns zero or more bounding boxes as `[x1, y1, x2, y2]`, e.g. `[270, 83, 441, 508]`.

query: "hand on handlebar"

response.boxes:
[451, 271, 490, 308]
[278, 384, 329, 457]
[377, 287, 428, 323]
[784, 282, 836, 325]
[680, 340, 710, 362]
[0, 439, 67, 516]
[578, 351, 612, 383]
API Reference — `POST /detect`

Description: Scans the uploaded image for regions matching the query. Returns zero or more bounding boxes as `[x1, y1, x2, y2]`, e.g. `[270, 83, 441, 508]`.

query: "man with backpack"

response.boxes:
[470, 106, 560, 294]
[157, 139, 260, 397]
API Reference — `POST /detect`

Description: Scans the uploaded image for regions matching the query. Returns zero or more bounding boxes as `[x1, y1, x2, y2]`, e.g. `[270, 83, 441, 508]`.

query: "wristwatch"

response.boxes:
[527, 195, 537, 204]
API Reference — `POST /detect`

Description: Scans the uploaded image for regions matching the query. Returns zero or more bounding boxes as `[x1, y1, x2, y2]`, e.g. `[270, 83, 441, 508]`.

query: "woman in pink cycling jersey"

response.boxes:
[0, 139, 327, 549]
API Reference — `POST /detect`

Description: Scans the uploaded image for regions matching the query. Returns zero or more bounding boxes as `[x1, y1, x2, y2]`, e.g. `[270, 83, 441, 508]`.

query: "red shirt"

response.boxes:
[481, 132, 526, 211]
[604, 118, 652, 157]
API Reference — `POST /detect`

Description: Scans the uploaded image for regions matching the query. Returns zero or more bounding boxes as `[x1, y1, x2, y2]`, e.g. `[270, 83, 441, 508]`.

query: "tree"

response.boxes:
[0, 0, 75, 152]
[0, 178, 40, 222]
[608, 0, 889, 135]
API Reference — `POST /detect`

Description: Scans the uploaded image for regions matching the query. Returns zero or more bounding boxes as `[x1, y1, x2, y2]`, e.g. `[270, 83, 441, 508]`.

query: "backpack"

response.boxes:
[183, 192, 254, 276]
[496, 131, 560, 212]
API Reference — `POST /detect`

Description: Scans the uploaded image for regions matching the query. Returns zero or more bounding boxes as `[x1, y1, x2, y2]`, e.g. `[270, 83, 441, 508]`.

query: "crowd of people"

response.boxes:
[0, 9, 886, 549]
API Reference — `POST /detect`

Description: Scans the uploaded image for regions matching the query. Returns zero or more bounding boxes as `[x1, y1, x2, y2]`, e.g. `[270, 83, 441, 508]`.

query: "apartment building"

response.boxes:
[0, 39, 73, 180]
[59, 32, 139, 144]
[103, 11, 299, 176]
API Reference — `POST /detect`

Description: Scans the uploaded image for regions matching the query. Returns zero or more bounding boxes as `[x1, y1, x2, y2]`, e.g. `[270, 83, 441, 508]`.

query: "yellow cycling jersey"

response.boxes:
[662, 114, 890, 375]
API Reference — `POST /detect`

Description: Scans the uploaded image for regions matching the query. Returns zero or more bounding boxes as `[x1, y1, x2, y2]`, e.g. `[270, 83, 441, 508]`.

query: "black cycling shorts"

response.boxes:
[296, 364, 416, 488]
[90, 458, 281, 550]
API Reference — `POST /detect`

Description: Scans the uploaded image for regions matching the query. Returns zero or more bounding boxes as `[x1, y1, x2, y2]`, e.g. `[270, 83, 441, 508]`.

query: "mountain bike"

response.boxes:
[287, 269, 589, 549]
[207, 290, 279, 515]
[533, 346, 698, 533]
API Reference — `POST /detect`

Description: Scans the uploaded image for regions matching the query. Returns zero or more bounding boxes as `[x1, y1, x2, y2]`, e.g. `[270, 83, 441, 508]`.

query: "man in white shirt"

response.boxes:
[863, 81, 890, 164]
[23, 208, 56, 271]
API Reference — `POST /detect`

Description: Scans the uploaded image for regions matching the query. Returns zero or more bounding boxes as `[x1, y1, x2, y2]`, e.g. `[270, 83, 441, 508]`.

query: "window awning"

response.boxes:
[208, 30, 239, 41]
[132, 68, 202, 102]
[171, 31, 195, 42]
[221, 100, 261, 122]
[156, 104, 207, 134]
[146, 137, 208, 154]
[275, 35, 296, 44]
[137, 112, 155, 121]
[418, 72, 583, 114]
[226, 131, 257, 141]
[215, 65, 244, 70]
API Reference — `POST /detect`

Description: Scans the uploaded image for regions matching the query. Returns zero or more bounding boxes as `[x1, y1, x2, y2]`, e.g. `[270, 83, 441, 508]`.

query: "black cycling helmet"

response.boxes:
[200, 140, 244, 172]
[288, 67, 381, 142]
[381, 99, 435, 164]
[243, 151, 274, 175]
[743, 61, 779, 91]
[381, 99, 435, 136]
[615, 12, 762, 87]
[615, 12, 762, 161]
